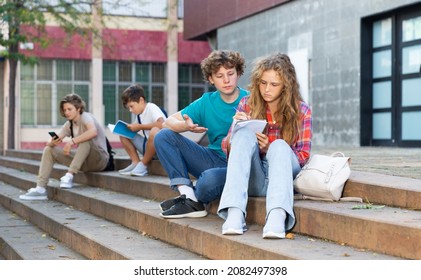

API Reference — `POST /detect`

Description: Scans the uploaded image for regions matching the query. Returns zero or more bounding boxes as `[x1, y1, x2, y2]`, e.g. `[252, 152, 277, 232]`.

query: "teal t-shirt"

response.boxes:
[181, 87, 249, 157]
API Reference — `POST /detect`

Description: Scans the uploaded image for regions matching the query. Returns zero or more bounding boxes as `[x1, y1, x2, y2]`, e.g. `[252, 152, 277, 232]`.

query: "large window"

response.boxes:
[102, 0, 168, 18]
[20, 59, 90, 127]
[103, 61, 166, 125]
[102, 0, 184, 18]
[178, 63, 214, 110]
[361, 3, 421, 147]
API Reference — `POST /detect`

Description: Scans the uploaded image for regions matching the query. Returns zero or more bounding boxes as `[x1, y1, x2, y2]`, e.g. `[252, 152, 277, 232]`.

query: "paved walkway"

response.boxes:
[311, 146, 421, 180]
[114, 145, 421, 180]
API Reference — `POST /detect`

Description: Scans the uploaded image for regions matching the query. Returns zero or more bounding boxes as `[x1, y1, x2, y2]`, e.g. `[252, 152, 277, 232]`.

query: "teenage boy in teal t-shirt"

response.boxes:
[154, 50, 248, 219]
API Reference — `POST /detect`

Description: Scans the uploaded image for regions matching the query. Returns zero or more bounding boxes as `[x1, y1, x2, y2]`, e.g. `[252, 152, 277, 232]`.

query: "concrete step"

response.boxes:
[0, 204, 86, 260]
[0, 181, 204, 260]
[2, 150, 421, 259]
[0, 164, 405, 260]
[5, 149, 169, 177]
[5, 149, 421, 210]
[344, 171, 421, 209]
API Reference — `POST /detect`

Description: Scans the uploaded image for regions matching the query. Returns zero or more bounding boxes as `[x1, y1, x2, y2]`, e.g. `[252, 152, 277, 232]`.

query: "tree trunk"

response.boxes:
[7, 44, 18, 149]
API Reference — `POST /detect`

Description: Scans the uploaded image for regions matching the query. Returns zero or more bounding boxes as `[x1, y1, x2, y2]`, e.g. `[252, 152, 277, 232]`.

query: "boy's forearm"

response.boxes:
[163, 116, 188, 133]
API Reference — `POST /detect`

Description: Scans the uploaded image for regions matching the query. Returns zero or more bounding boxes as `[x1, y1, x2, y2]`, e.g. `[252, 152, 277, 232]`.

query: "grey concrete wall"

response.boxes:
[216, 0, 418, 147]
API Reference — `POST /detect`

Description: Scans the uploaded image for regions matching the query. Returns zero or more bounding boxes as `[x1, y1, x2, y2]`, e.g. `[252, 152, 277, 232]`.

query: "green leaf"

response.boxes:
[352, 204, 385, 210]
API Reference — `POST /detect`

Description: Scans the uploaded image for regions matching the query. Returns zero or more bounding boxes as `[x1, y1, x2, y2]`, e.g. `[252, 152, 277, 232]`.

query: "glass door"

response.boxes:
[371, 17, 394, 144]
[398, 12, 421, 145]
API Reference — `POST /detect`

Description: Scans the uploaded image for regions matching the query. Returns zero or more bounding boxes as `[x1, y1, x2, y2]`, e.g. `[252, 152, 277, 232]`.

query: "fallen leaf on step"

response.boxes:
[352, 204, 385, 210]
[285, 233, 295, 239]
[48, 245, 56, 250]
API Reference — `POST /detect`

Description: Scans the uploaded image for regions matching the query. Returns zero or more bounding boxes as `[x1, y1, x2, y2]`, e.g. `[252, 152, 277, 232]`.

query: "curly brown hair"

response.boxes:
[200, 50, 245, 83]
[59, 93, 86, 117]
[248, 53, 303, 145]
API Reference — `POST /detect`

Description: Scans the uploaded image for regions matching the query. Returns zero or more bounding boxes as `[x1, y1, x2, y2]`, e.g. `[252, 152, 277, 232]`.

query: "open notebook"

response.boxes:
[107, 120, 137, 139]
[230, 119, 267, 142]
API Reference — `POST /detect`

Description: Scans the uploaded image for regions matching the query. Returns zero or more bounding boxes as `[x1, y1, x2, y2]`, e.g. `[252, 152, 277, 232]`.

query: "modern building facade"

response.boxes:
[184, 0, 421, 147]
[1, 0, 212, 151]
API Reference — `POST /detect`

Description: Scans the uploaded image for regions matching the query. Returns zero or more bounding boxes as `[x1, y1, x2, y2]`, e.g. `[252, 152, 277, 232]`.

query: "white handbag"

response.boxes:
[293, 152, 360, 202]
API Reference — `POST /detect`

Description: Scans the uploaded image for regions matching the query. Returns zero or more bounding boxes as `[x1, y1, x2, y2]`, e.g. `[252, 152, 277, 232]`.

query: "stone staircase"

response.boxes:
[0, 149, 420, 260]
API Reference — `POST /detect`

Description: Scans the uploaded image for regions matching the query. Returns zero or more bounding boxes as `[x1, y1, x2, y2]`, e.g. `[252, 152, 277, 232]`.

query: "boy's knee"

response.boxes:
[195, 168, 227, 203]
[154, 128, 165, 145]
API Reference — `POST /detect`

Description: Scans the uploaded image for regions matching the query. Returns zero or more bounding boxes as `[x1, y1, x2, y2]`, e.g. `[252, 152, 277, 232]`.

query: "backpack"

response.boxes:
[160, 107, 168, 118]
[103, 137, 115, 171]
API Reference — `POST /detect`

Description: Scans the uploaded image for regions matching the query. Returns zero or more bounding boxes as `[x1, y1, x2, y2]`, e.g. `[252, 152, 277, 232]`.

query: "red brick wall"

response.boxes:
[20, 25, 92, 59]
[178, 33, 211, 63]
[103, 29, 167, 61]
[20, 26, 211, 63]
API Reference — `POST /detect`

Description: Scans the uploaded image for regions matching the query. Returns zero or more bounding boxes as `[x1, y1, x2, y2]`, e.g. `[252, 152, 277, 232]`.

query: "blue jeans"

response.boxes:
[154, 128, 227, 204]
[217, 128, 301, 231]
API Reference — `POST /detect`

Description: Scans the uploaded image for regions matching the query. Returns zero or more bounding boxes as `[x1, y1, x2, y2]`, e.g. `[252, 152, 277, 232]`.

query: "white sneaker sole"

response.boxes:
[118, 168, 135, 174]
[222, 228, 244, 235]
[60, 183, 73, 189]
[131, 172, 148, 177]
[19, 194, 48, 201]
[119, 171, 133, 176]
[160, 210, 207, 219]
[262, 231, 286, 239]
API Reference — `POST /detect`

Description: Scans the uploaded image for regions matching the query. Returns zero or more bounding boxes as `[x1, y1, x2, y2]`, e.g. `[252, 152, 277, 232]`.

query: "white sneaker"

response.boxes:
[118, 163, 136, 175]
[60, 175, 73, 188]
[19, 188, 48, 201]
[130, 162, 148, 177]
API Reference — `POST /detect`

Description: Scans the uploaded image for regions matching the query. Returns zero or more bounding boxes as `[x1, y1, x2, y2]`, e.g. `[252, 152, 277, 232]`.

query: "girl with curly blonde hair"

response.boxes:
[218, 53, 312, 238]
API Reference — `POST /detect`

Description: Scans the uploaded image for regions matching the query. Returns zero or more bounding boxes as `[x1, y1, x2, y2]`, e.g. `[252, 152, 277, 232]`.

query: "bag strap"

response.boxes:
[331, 151, 345, 157]
[329, 151, 352, 164]
[339, 197, 363, 202]
[69, 120, 74, 138]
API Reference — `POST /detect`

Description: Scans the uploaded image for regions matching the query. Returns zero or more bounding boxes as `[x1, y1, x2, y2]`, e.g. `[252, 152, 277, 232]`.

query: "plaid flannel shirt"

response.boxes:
[222, 96, 312, 167]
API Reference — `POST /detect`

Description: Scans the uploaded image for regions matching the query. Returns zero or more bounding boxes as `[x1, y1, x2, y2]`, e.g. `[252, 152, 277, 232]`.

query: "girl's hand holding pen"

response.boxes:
[233, 107, 250, 121]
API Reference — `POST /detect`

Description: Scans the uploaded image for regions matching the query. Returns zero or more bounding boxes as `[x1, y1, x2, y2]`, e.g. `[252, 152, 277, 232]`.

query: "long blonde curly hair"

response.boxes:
[248, 53, 303, 145]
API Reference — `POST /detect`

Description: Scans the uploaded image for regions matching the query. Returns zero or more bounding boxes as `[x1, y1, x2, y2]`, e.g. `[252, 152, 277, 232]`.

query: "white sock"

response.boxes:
[35, 186, 46, 193]
[65, 172, 74, 179]
[178, 185, 198, 202]
[263, 208, 286, 234]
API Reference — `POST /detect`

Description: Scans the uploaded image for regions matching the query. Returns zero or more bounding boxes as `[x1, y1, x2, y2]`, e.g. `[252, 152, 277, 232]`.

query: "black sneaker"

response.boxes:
[160, 195, 183, 212]
[160, 195, 207, 219]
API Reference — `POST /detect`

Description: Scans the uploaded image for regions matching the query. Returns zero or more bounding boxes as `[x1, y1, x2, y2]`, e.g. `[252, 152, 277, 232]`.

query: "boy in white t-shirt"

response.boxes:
[118, 84, 167, 176]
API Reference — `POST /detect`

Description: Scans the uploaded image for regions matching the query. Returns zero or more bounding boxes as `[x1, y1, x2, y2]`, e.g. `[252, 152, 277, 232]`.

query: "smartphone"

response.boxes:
[48, 131, 59, 140]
